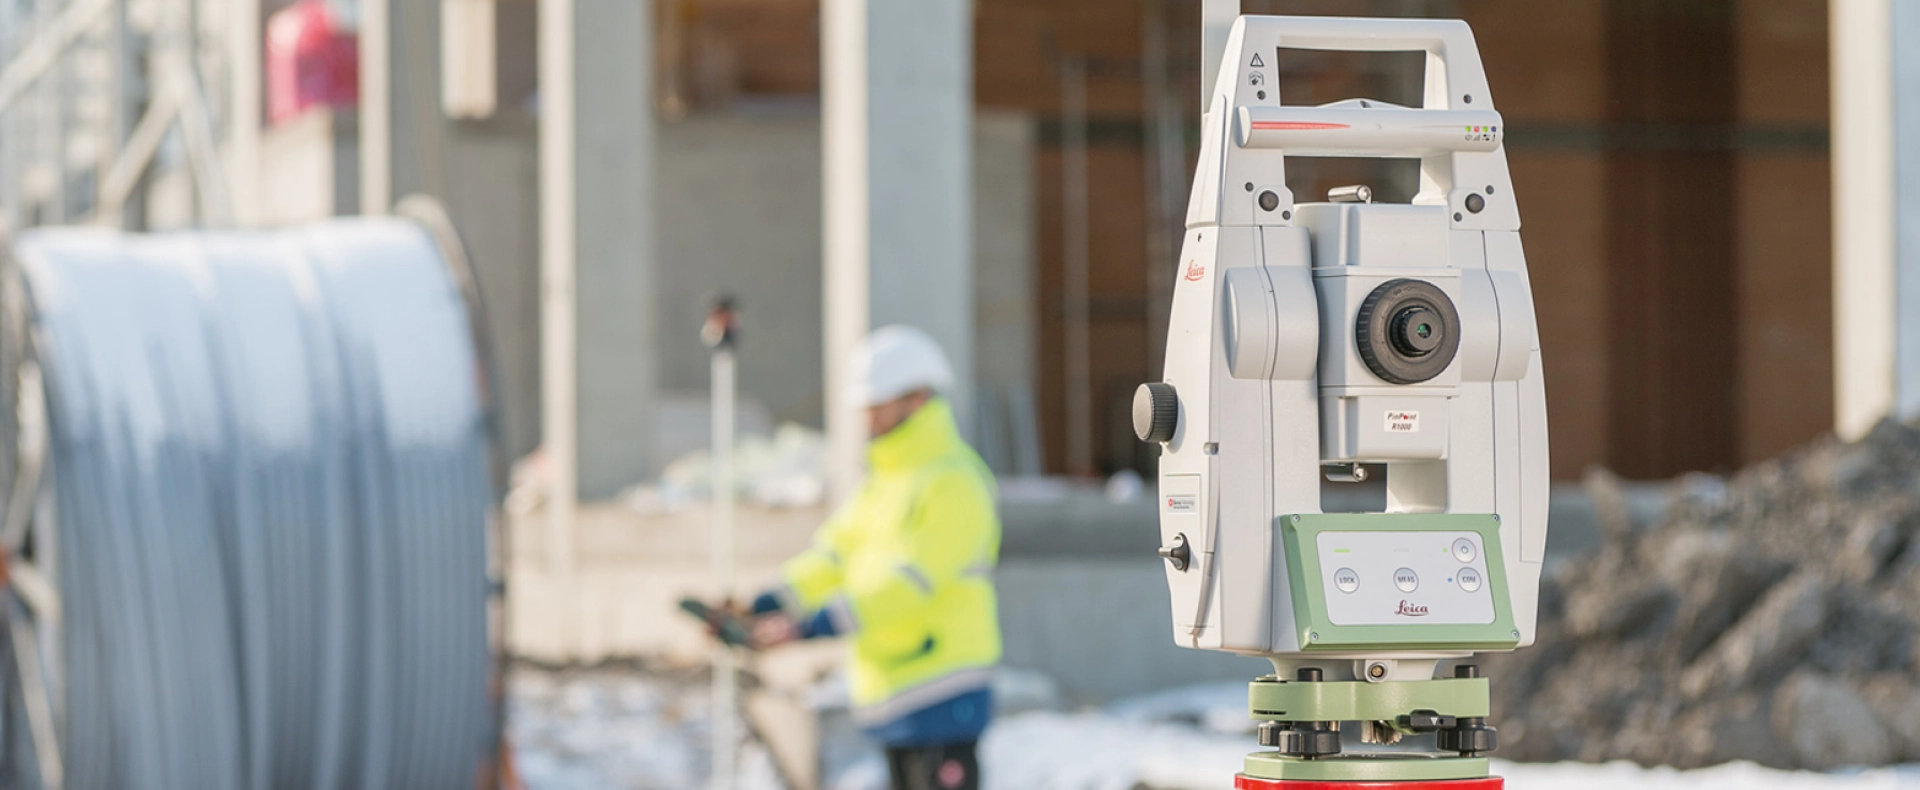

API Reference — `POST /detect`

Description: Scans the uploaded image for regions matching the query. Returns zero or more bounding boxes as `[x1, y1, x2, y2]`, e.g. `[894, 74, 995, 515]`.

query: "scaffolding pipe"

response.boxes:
[0, 0, 113, 116]
[94, 83, 182, 224]
[226, 0, 261, 225]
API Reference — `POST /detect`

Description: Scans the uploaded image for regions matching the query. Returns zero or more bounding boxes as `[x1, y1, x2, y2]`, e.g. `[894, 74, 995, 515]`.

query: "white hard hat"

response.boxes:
[846, 325, 955, 407]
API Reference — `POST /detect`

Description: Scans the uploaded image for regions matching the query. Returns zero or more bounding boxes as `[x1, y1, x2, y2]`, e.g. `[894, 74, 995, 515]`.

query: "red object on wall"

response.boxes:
[1234, 777, 1505, 790]
[267, 0, 359, 126]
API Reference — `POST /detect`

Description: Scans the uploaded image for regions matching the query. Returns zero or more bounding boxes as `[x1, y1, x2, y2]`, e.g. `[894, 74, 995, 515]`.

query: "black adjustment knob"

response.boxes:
[1133, 382, 1178, 443]
[1273, 721, 1342, 758]
[1438, 717, 1498, 756]
[1257, 721, 1285, 747]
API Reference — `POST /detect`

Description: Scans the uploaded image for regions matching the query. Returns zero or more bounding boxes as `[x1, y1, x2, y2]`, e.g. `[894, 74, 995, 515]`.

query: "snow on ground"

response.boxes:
[509, 664, 784, 790]
[986, 710, 1920, 789]
[510, 666, 1920, 790]
[1491, 761, 1920, 789]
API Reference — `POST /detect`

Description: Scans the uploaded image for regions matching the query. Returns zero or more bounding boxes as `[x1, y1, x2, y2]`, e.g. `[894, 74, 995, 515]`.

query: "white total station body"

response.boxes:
[1148, 16, 1548, 671]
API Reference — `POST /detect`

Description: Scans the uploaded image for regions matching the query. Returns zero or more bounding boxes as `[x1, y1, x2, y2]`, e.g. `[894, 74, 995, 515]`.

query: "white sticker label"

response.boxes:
[1164, 495, 1197, 513]
[1385, 411, 1421, 433]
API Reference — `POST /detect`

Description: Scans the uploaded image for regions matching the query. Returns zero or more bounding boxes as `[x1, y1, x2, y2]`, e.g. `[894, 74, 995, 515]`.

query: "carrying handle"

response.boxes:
[1267, 15, 1472, 54]
[1249, 16, 1493, 112]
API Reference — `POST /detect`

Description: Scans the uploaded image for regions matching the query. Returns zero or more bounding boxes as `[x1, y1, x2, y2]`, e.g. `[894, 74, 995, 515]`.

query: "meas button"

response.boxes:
[1458, 567, 1483, 592]
[1334, 568, 1359, 593]
[1393, 568, 1419, 592]
[1452, 537, 1477, 563]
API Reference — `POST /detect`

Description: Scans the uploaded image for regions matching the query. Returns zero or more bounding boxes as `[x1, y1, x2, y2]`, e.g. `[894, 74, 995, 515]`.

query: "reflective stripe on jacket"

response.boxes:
[782, 398, 1001, 723]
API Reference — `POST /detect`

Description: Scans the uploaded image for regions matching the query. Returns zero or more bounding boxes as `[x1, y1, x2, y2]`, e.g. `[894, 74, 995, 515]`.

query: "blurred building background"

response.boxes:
[0, 0, 1860, 488]
[1, 0, 1913, 703]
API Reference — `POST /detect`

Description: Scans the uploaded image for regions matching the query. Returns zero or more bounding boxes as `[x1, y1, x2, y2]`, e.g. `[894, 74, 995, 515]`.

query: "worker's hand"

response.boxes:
[751, 613, 802, 649]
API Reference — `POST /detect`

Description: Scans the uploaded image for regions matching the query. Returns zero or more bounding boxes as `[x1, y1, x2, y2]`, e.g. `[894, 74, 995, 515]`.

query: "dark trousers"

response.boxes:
[884, 741, 979, 790]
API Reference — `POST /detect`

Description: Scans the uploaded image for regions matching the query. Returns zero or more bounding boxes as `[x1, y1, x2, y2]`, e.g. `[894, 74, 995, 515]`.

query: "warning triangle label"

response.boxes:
[1249, 53, 1265, 68]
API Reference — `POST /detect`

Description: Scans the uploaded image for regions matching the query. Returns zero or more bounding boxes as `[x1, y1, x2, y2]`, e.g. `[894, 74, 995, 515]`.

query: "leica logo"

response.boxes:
[1183, 259, 1206, 282]
[1394, 600, 1429, 617]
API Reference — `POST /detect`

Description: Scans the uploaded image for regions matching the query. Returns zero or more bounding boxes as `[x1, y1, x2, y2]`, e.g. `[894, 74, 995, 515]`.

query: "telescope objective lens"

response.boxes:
[1355, 279, 1462, 385]
[1390, 306, 1444, 356]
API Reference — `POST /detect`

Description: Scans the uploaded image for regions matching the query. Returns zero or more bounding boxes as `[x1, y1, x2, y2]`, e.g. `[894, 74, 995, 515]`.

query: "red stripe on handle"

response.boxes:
[1249, 121, 1352, 131]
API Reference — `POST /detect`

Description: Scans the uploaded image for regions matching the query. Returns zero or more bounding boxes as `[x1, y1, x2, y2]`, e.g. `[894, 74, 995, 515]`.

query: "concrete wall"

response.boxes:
[1466, 0, 1833, 478]
[653, 108, 1038, 453]
[244, 103, 1036, 487]
[443, 114, 544, 460]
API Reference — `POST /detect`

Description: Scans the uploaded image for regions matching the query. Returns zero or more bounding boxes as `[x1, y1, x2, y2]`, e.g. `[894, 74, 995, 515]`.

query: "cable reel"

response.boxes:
[0, 198, 508, 790]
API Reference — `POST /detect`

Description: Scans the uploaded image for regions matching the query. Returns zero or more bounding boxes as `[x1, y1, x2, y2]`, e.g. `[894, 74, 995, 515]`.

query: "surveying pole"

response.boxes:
[702, 296, 740, 789]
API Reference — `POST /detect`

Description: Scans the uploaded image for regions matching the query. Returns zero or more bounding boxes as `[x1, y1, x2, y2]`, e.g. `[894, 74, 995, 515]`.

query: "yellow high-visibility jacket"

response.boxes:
[782, 398, 1001, 724]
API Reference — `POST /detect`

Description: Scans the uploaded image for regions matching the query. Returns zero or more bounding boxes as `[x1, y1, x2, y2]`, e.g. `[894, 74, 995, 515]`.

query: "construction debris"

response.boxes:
[1487, 417, 1920, 770]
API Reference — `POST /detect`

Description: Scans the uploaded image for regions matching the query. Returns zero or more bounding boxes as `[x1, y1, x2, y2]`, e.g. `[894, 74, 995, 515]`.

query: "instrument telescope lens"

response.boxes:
[1391, 306, 1444, 356]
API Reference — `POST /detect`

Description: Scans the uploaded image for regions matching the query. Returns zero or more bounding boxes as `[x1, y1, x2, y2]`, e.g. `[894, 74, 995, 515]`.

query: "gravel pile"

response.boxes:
[1487, 418, 1920, 770]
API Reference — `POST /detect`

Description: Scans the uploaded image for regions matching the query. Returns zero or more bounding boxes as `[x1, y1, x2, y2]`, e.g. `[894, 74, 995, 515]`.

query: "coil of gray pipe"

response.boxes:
[0, 200, 506, 790]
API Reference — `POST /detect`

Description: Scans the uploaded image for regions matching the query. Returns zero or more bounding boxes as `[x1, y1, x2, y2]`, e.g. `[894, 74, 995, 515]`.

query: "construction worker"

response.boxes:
[747, 325, 1000, 790]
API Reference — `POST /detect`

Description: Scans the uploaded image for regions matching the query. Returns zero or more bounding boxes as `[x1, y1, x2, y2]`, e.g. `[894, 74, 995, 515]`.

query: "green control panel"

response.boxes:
[1282, 513, 1519, 652]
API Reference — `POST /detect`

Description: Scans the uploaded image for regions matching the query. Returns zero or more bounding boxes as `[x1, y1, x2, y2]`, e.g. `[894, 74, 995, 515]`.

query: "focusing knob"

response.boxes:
[1133, 382, 1178, 443]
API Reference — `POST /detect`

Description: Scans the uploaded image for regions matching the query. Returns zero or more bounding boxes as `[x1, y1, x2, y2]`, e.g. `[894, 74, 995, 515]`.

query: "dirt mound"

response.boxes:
[1487, 418, 1920, 770]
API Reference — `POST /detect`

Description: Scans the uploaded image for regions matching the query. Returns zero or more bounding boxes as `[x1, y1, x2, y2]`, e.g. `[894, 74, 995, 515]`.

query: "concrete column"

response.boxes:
[572, 1, 655, 500]
[226, 0, 260, 226]
[1894, 2, 1920, 422]
[1831, 0, 1920, 438]
[822, 0, 973, 500]
[360, 0, 449, 213]
[538, 0, 578, 570]
[359, 0, 391, 213]
[539, 0, 655, 511]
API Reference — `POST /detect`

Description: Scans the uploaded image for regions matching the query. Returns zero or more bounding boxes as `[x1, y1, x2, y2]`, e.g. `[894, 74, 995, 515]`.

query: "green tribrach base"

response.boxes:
[1242, 675, 1495, 783]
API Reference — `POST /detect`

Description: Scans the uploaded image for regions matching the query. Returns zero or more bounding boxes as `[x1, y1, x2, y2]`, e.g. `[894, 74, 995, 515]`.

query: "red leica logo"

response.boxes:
[1183, 259, 1206, 282]
[1395, 600, 1429, 617]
